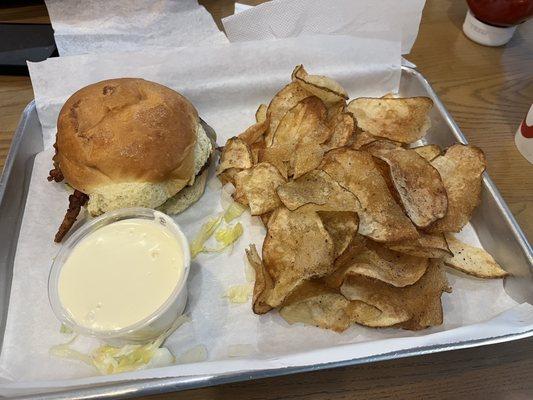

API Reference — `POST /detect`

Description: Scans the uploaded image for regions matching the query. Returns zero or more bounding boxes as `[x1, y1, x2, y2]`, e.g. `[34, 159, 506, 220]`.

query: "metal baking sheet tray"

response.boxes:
[1, 67, 532, 399]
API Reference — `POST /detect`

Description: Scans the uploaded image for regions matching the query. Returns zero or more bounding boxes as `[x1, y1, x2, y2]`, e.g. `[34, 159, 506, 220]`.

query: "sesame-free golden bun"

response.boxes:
[55, 78, 209, 215]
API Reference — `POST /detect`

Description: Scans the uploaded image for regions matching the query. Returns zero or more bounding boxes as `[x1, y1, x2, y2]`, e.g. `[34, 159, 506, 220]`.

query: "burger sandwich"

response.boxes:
[48, 78, 215, 242]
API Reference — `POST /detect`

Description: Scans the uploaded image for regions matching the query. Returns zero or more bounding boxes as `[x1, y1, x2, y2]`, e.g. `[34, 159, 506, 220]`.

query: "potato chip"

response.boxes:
[317, 211, 359, 259]
[320, 148, 418, 242]
[255, 104, 268, 123]
[265, 82, 312, 146]
[262, 208, 335, 307]
[413, 144, 441, 161]
[351, 302, 410, 328]
[279, 280, 391, 332]
[249, 140, 265, 165]
[387, 232, 452, 258]
[351, 130, 379, 150]
[444, 234, 508, 278]
[279, 281, 351, 331]
[323, 112, 355, 151]
[276, 169, 359, 212]
[329, 237, 428, 287]
[428, 144, 486, 233]
[326, 101, 346, 121]
[348, 244, 428, 287]
[360, 139, 402, 156]
[238, 119, 269, 146]
[292, 65, 348, 105]
[217, 137, 253, 175]
[246, 244, 273, 314]
[260, 211, 273, 227]
[375, 148, 448, 228]
[291, 141, 325, 179]
[218, 167, 240, 186]
[347, 97, 433, 143]
[242, 162, 286, 215]
[232, 169, 250, 206]
[324, 235, 367, 288]
[341, 260, 450, 330]
[270, 96, 329, 159]
[259, 146, 289, 179]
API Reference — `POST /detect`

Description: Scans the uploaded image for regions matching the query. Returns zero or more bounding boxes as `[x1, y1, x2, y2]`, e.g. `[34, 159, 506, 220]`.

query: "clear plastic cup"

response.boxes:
[48, 208, 190, 344]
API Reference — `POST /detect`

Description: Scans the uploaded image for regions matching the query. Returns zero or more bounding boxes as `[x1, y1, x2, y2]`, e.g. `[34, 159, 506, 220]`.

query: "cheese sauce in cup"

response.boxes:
[48, 208, 190, 344]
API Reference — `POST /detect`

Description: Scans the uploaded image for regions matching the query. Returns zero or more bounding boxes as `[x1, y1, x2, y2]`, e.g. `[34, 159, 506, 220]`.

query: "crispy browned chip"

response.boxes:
[323, 112, 355, 151]
[350, 301, 410, 328]
[276, 169, 359, 212]
[348, 244, 428, 287]
[444, 234, 508, 278]
[317, 211, 359, 259]
[360, 139, 402, 156]
[326, 101, 346, 121]
[291, 65, 348, 105]
[428, 144, 486, 233]
[388, 232, 452, 258]
[246, 244, 273, 314]
[324, 235, 367, 288]
[265, 82, 312, 146]
[217, 137, 253, 175]
[279, 280, 392, 332]
[232, 169, 250, 206]
[375, 148, 448, 228]
[341, 260, 450, 330]
[320, 148, 418, 242]
[242, 162, 286, 215]
[280, 281, 353, 332]
[347, 97, 433, 143]
[249, 140, 265, 165]
[413, 144, 441, 161]
[260, 211, 273, 227]
[218, 167, 240, 186]
[269, 97, 329, 164]
[255, 104, 268, 123]
[238, 119, 269, 145]
[262, 208, 335, 307]
[351, 130, 379, 150]
[328, 237, 428, 288]
[291, 142, 325, 179]
[259, 146, 289, 179]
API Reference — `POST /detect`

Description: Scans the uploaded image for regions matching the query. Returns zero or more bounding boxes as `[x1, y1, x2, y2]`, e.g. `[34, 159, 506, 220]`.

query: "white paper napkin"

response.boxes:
[44, 0, 228, 56]
[223, 0, 426, 54]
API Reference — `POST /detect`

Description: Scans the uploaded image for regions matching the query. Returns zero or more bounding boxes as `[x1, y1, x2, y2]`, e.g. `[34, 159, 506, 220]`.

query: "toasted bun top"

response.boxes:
[56, 78, 198, 194]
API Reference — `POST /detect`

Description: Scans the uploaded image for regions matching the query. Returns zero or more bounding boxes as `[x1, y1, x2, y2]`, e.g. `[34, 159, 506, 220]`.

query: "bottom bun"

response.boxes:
[87, 177, 189, 216]
[158, 167, 209, 215]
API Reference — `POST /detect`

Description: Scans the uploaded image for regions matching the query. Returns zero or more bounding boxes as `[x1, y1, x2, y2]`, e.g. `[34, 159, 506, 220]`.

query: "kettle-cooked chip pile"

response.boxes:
[218, 65, 508, 332]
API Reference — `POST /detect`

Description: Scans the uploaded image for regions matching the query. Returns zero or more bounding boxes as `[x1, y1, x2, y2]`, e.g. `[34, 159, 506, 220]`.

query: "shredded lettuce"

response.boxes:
[215, 223, 243, 245]
[223, 202, 246, 223]
[224, 284, 253, 304]
[190, 215, 223, 258]
[59, 323, 73, 334]
[50, 315, 190, 375]
[191, 203, 245, 258]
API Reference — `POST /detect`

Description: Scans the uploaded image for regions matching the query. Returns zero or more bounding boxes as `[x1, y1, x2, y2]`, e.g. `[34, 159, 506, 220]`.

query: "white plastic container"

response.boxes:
[48, 208, 190, 344]
[463, 10, 517, 46]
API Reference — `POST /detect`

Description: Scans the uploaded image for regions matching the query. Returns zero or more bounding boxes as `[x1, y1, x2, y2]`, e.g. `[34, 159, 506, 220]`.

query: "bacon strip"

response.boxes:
[54, 190, 89, 243]
[47, 143, 64, 182]
[47, 167, 64, 182]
